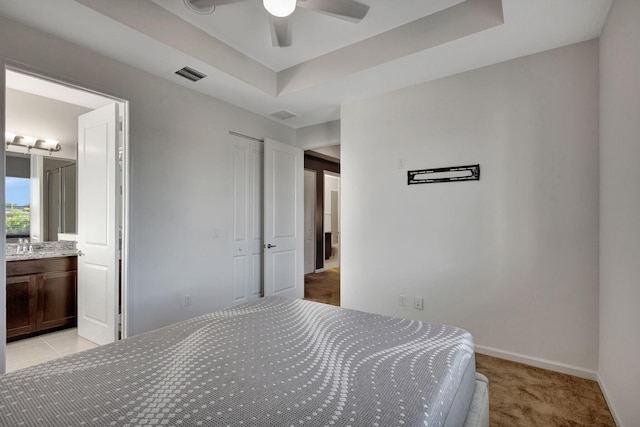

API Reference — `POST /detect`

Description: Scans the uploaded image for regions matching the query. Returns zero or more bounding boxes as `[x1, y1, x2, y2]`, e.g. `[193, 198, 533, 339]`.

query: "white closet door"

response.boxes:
[232, 138, 263, 304]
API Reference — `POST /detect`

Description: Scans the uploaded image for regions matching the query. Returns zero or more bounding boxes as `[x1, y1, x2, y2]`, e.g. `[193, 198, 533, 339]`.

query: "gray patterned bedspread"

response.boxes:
[0, 297, 474, 426]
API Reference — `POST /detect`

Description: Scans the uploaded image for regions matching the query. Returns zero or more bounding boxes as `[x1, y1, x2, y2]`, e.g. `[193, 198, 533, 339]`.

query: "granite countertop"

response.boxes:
[6, 241, 78, 262]
[6, 250, 79, 261]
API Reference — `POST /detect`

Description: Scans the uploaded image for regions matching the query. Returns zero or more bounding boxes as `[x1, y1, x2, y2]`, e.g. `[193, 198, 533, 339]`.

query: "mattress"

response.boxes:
[0, 297, 476, 426]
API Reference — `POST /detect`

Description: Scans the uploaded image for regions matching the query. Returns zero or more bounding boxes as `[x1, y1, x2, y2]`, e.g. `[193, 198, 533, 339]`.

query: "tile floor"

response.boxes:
[5, 328, 99, 373]
[324, 255, 340, 270]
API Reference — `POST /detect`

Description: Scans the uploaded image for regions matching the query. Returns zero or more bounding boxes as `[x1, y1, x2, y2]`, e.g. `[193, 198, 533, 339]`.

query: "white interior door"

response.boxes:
[77, 103, 119, 345]
[304, 169, 316, 274]
[232, 138, 263, 304]
[263, 139, 304, 298]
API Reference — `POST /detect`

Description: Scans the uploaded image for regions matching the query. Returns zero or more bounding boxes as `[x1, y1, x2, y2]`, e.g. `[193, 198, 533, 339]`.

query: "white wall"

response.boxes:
[311, 145, 340, 161]
[599, 0, 640, 425]
[6, 88, 90, 160]
[296, 120, 340, 150]
[0, 15, 294, 344]
[341, 40, 600, 374]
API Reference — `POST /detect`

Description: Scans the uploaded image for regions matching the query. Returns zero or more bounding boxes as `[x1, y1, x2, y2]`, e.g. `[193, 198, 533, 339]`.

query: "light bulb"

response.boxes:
[263, 0, 296, 17]
[5, 131, 16, 142]
[22, 135, 37, 147]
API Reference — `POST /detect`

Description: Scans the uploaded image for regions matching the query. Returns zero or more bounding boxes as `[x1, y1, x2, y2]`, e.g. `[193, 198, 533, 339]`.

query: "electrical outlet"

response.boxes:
[399, 295, 407, 307]
[184, 294, 191, 308]
[414, 296, 424, 310]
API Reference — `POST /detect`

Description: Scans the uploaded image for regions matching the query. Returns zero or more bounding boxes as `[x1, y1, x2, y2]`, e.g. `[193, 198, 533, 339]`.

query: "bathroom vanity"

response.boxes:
[6, 250, 78, 342]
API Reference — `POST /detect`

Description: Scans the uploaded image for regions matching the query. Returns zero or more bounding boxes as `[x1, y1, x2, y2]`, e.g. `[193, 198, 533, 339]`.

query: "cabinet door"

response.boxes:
[7, 275, 38, 338]
[37, 271, 78, 331]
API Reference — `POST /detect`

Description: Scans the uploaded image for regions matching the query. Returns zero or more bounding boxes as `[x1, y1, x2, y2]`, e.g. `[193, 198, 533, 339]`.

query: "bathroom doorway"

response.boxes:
[2, 67, 130, 373]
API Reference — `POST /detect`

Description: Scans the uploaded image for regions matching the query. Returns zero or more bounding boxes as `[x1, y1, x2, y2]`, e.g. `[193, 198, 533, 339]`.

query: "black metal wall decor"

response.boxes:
[408, 164, 480, 185]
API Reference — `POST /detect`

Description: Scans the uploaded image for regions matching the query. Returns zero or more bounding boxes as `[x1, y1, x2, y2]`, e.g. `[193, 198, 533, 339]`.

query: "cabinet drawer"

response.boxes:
[7, 256, 77, 277]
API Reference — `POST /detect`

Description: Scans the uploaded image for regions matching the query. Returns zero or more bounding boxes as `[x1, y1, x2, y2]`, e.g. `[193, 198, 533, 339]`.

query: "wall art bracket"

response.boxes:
[407, 164, 480, 185]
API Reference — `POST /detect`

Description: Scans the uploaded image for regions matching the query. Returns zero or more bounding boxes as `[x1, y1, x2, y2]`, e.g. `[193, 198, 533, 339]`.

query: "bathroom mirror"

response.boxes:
[5, 152, 76, 242]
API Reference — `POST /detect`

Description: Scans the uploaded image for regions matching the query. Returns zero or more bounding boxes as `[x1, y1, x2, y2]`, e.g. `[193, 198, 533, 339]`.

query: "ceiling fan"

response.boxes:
[183, 0, 370, 48]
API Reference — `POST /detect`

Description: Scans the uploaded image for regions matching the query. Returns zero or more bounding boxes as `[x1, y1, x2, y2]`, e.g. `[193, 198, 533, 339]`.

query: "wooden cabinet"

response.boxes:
[37, 271, 77, 331]
[6, 256, 77, 341]
[6, 275, 38, 337]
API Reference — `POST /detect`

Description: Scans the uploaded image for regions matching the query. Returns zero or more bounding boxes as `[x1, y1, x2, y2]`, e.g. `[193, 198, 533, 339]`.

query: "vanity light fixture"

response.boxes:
[263, 0, 296, 17]
[5, 131, 62, 155]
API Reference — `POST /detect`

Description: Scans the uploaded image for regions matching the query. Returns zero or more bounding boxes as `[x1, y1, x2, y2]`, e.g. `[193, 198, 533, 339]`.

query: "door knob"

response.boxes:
[265, 244, 277, 249]
[77, 250, 84, 256]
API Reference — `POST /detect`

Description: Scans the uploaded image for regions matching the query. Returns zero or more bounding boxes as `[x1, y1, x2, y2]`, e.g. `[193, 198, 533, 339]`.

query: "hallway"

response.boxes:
[304, 268, 340, 306]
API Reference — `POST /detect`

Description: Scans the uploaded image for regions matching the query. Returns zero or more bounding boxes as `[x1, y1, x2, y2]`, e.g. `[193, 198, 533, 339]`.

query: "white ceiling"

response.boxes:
[0, 0, 612, 129]
[308, 145, 340, 162]
[6, 70, 116, 110]
[152, 0, 467, 71]
[4, 70, 114, 160]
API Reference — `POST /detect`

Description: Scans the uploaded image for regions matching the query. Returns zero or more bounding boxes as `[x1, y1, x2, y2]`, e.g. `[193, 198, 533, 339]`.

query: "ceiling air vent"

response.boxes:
[175, 66, 207, 82]
[269, 110, 298, 121]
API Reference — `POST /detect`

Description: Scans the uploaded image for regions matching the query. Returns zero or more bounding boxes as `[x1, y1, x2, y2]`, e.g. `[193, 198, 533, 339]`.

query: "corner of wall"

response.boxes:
[597, 374, 623, 427]
[598, 0, 640, 426]
[295, 120, 341, 150]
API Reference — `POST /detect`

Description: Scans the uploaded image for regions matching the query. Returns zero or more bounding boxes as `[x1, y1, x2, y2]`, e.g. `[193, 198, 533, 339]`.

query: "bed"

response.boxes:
[0, 297, 488, 426]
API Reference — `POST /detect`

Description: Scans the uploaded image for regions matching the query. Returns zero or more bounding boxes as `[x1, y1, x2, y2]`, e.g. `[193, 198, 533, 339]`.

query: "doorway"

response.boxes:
[2, 67, 129, 372]
[303, 147, 340, 306]
[323, 171, 340, 270]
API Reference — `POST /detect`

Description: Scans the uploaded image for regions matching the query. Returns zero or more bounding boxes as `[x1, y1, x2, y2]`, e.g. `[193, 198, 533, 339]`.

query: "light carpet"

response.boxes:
[303, 268, 616, 426]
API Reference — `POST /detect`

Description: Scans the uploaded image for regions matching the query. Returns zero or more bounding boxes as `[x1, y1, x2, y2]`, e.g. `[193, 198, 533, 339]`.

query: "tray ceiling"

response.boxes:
[0, 0, 612, 128]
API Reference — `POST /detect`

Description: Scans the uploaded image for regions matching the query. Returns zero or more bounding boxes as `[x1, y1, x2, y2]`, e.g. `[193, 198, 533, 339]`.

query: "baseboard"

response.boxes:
[597, 374, 622, 427]
[475, 344, 598, 381]
[314, 268, 326, 273]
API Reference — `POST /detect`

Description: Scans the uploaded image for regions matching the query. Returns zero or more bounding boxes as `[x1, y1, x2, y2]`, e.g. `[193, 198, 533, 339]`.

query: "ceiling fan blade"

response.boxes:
[269, 15, 292, 47]
[297, 0, 370, 23]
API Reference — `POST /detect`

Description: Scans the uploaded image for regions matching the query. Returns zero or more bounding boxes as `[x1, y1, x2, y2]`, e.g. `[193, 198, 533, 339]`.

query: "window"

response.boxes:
[6, 177, 31, 238]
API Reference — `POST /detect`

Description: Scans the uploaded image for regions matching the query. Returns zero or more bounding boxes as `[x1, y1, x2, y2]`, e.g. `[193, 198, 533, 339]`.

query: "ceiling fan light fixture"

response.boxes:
[263, 0, 296, 17]
[183, 0, 216, 15]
